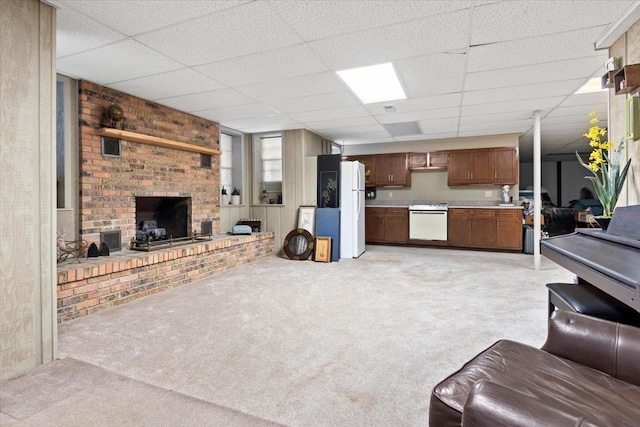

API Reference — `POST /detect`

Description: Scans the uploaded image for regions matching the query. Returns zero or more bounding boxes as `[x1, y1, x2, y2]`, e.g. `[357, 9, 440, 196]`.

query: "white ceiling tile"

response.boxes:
[195, 104, 281, 123]
[545, 105, 608, 119]
[340, 137, 396, 145]
[329, 131, 391, 140]
[374, 107, 460, 124]
[418, 117, 460, 134]
[109, 69, 225, 100]
[462, 80, 584, 106]
[465, 56, 606, 91]
[156, 89, 255, 112]
[56, 40, 184, 85]
[305, 116, 379, 130]
[459, 110, 534, 125]
[235, 72, 346, 102]
[240, 124, 305, 134]
[271, 0, 472, 41]
[459, 119, 532, 133]
[287, 106, 370, 123]
[307, 10, 470, 70]
[134, 2, 302, 66]
[458, 129, 521, 138]
[557, 91, 609, 107]
[221, 115, 299, 130]
[57, 0, 248, 36]
[194, 44, 329, 87]
[462, 96, 565, 116]
[56, 7, 126, 58]
[471, 1, 634, 45]
[394, 132, 459, 141]
[396, 53, 467, 98]
[315, 124, 387, 137]
[467, 27, 608, 73]
[365, 93, 462, 115]
[266, 92, 361, 114]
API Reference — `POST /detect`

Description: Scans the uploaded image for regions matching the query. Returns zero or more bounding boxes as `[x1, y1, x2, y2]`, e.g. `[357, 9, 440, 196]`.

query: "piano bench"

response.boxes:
[546, 282, 640, 327]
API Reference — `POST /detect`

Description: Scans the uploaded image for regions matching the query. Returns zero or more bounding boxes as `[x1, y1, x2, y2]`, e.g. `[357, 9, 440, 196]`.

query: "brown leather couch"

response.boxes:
[430, 310, 640, 426]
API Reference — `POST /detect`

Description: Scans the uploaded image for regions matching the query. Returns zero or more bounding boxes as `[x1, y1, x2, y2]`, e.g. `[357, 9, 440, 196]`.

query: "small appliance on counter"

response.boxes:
[499, 184, 514, 206]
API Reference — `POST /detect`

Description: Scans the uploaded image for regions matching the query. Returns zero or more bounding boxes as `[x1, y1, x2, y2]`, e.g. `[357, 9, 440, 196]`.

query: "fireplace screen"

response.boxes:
[135, 197, 191, 241]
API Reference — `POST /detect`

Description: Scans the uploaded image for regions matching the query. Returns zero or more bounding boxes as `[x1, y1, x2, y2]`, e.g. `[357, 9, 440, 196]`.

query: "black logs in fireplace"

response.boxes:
[135, 197, 191, 244]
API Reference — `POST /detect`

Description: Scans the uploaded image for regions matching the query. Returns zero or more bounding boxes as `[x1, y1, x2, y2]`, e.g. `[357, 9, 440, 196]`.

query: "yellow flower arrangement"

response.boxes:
[576, 112, 632, 218]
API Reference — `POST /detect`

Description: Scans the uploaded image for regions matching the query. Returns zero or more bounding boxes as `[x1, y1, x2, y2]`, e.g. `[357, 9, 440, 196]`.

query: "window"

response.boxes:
[219, 129, 244, 205]
[253, 133, 283, 204]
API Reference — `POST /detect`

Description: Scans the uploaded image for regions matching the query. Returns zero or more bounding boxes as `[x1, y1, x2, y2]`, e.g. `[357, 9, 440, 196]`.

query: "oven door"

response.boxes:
[409, 210, 448, 241]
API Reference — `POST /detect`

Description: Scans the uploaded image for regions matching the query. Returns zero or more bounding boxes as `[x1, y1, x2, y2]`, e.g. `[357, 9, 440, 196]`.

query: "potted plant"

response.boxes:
[576, 112, 632, 229]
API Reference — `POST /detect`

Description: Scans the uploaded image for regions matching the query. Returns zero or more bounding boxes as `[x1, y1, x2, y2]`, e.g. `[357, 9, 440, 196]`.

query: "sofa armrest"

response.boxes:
[541, 310, 640, 386]
[462, 381, 602, 427]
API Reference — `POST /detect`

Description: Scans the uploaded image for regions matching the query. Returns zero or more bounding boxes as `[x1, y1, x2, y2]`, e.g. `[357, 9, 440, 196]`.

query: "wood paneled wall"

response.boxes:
[0, 0, 57, 380]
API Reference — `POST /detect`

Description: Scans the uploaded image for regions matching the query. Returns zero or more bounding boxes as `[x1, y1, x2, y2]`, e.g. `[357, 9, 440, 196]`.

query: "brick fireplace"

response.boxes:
[77, 81, 220, 249]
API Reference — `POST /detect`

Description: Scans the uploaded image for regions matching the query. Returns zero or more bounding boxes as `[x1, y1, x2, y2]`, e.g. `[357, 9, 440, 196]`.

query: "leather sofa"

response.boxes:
[429, 310, 640, 426]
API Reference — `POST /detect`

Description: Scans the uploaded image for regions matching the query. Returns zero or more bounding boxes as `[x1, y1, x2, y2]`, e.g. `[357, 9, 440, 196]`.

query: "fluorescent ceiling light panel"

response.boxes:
[575, 77, 607, 94]
[336, 63, 406, 104]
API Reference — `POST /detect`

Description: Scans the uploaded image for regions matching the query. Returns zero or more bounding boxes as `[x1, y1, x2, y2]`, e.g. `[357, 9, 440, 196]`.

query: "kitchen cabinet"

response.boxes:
[447, 147, 518, 186]
[496, 209, 523, 250]
[365, 207, 408, 244]
[349, 155, 376, 187]
[374, 153, 410, 186]
[448, 208, 521, 251]
[408, 151, 448, 170]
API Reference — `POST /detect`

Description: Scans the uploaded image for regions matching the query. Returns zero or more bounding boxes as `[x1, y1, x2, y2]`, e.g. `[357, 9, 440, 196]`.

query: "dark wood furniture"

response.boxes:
[448, 208, 522, 251]
[408, 151, 448, 170]
[365, 207, 408, 244]
[373, 153, 410, 187]
[447, 147, 518, 186]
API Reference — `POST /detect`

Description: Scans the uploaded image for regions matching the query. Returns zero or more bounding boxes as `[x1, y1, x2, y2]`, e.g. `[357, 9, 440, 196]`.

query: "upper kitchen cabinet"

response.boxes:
[493, 147, 518, 184]
[374, 153, 411, 187]
[349, 155, 376, 186]
[447, 147, 518, 186]
[408, 151, 448, 170]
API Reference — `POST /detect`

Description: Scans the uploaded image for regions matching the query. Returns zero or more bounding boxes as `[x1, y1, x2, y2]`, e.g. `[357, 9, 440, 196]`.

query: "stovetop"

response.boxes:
[408, 203, 448, 211]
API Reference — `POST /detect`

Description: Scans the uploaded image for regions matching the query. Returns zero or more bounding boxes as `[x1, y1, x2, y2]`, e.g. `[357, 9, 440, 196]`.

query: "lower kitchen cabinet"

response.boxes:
[365, 207, 408, 244]
[448, 208, 521, 251]
[496, 209, 523, 250]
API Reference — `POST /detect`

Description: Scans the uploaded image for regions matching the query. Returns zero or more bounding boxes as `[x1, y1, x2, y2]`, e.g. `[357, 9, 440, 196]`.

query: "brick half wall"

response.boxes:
[56, 233, 274, 323]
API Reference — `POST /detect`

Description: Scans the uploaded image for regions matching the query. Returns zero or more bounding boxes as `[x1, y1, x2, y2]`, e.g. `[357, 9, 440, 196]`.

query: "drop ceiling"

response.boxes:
[50, 0, 634, 161]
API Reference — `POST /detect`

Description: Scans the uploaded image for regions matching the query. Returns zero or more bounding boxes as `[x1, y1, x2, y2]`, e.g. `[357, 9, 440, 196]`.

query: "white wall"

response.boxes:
[1, 0, 57, 379]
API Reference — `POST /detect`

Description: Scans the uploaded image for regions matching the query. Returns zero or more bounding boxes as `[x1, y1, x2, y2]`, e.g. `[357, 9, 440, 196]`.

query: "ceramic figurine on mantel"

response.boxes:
[221, 187, 229, 205]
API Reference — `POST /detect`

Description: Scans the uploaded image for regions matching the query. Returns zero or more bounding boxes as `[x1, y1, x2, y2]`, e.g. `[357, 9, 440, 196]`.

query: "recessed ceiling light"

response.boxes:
[575, 77, 607, 94]
[336, 63, 407, 104]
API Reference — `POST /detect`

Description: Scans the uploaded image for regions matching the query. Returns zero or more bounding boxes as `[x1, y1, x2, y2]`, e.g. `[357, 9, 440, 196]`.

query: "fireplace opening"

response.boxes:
[135, 197, 191, 240]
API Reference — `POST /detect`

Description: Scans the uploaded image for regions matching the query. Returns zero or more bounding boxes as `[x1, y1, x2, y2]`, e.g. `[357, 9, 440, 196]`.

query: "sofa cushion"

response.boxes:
[430, 339, 640, 427]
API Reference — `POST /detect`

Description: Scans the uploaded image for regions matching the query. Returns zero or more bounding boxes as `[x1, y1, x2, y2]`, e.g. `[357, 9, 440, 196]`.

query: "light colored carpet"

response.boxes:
[3, 245, 575, 426]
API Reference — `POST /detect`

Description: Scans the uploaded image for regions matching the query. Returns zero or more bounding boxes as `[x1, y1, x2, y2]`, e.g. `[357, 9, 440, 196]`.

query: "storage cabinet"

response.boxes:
[408, 151, 448, 170]
[447, 147, 518, 186]
[448, 208, 522, 251]
[365, 207, 408, 244]
[496, 209, 523, 250]
[374, 153, 410, 186]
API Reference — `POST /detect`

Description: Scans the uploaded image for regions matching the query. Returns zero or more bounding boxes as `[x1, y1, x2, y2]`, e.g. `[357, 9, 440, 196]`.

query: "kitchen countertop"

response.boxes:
[365, 202, 523, 209]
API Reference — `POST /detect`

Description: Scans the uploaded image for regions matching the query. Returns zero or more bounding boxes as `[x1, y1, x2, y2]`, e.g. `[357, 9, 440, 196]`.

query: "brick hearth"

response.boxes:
[57, 233, 275, 323]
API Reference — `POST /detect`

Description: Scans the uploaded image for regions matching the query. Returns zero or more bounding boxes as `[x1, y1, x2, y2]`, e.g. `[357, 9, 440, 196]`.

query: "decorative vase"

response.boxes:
[231, 195, 240, 205]
[594, 216, 611, 230]
[221, 194, 229, 205]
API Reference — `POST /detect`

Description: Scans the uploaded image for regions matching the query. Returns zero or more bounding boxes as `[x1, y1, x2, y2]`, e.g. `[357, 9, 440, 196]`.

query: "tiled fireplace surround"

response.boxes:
[56, 81, 274, 323]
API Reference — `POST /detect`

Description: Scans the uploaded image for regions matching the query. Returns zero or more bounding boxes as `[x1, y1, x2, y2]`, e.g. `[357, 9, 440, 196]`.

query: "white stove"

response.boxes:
[408, 203, 448, 211]
[408, 203, 448, 240]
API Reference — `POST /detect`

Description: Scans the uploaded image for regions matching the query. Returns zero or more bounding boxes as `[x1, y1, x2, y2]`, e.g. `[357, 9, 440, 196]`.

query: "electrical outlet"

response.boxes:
[485, 191, 492, 198]
[389, 191, 393, 198]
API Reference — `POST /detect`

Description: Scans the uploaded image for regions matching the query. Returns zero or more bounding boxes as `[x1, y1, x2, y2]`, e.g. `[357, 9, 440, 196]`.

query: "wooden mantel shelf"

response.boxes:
[97, 128, 221, 156]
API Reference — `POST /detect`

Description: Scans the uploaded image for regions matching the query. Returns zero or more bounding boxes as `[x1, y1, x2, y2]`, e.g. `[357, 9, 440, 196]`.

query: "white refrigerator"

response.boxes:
[340, 161, 366, 258]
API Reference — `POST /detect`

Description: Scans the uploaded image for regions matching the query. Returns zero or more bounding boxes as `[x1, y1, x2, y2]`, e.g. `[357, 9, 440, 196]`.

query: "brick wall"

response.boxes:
[56, 233, 275, 323]
[78, 80, 220, 247]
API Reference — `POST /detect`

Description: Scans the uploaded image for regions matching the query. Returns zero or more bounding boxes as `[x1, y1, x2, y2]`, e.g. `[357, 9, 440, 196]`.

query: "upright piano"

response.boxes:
[541, 205, 640, 313]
